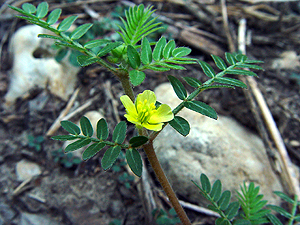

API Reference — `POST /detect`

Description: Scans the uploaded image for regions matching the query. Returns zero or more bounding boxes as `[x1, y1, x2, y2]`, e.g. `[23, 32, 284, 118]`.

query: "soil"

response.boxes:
[0, 0, 299, 225]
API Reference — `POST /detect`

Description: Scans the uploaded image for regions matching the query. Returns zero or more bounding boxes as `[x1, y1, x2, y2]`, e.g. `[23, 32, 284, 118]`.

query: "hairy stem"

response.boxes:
[116, 70, 135, 102]
[142, 140, 191, 225]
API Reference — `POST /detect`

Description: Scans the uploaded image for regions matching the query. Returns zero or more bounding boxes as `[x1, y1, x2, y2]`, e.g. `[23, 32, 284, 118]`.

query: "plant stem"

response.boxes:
[116, 70, 135, 102]
[142, 140, 191, 225]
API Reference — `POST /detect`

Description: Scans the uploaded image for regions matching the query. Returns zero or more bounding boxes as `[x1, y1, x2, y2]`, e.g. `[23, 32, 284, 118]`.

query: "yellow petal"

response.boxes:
[125, 114, 140, 125]
[143, 122, 163, 131]
[120, 95, 137, 117]
[136, 90, 156, 105]
[148, 104, 174, 123]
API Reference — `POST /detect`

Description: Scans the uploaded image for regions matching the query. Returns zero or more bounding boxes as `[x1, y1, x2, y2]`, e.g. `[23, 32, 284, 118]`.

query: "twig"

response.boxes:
[221, 0, 235, 53]
[237, 18, 300, 199]
[103, 80, 120, 123]
[46, 88, 80, 136]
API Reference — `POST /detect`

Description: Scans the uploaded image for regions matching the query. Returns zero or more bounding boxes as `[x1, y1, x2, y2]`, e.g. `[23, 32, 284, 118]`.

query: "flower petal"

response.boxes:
[143, 122, 163, 131]
[136, 90, 156, 105]
[125, 114, 140, 125]
[120, 95, 137, 117]
[148, 104, 174, 123]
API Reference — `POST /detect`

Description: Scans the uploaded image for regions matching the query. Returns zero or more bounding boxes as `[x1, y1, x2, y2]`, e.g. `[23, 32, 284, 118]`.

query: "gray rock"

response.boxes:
[154, 83, 283, 205]
[16, 160, 41, 181]
[20, 213, 59, 225]
[0, 202, 16, 223]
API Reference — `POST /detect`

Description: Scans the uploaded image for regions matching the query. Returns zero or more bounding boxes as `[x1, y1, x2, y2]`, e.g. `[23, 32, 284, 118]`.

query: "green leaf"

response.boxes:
[233, 219, 251, 225]
[77, 55, 99, 67]
[57, 15, 78, 32]
[225, 52, 236, 65]
[218, 190, 231, 210]
[55, 48, 68, 62]
[127, 45, 141, 69]
[129, 136, 149, 148]
[225, 69, 258, 77]
[80, 116, 93, 137]
[273, 191, 294, 204]
[84, 39, 111, 49]
[65, 139, 91, 153]
[172, 47, 191, 57]
[163, 40, 176, 59]
[141, 38, 152, 65]
[70, 23, 93, 40]
[36, 2, 48, 18]
[211, 55, 227, 70]
[214, 77, 247, 89]
[235, 54, 247, 62]
[96, 118, 109, 140]
[225, 202, 239, 220]
[182, 76, 202, 88]
[97, 42, 123, 57]
[235, 64, 263, 71]
[198, 60, 216, 78]
[101, 146, 121, 170]
[266, 214, 283, 225]
[168, 75, 187, 100]
[244, 59, 264, 64]
[129, 70, 145, 86]
[184, 101, 218, 120]
[210, 180, 222, 202]
[61, 120, 80, 135]
[200, 173, 211, 193]
[153, 36, 166, 61]
[155, 62, 185, 70]
[38, 34, 65, 42]
[146, 65, 170, 72]
[47, 8, 62, 25]
[51, 135, 78, 141]
[267, 205, 291, 218]
[82, 142, 105, 160]
[22, 3, 36, 14]
[112, 121, 127, 144]
[169, 116, 190, 136]
[126, 148, 143, 177]
[216, 218, 230, 225]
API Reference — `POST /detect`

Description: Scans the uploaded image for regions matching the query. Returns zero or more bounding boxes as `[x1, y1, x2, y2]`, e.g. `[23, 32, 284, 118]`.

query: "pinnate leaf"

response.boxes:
[70, 23, 93, 40]
[80, 116, 93, 137]
[214, 77, 247, 89]
[47, 8, 62, 25]
[51, 135, 78, 141]
[101, 146, 121, 170]
[57, 15, 78, 32]
[218, 190, 231, 210]
[97, 118, 109, 140]
[168, 75, 187, 100]
[184, 101, 218, 120]
[82, 142, 105, 160]
[126, 148, 142, 177]
[112, 121, 127, 144]
[36, 2, 48, 18]
[153, 37, 166, 61]
[77, 55, 99, 67]
[210, 180, 222, 201]
[129, 136, 148, 148]
[61, 120, 80, 135]
[169, 116, 190, 136]
[129, 70, 145, 86]
[225, 52, 236, 65]
[225, 201, 240, 220]
[65, 139, 91, 153]
[182, 76, 202, 88]
[211, 54, 227, 70]
[163, 40, 176, 59]
[273, 191, 294, 204]
[225, 69, 257, 77]
[84, 39, 111, 49]
[235, 54, 247, 62]
[266, 214, 283, 225]
[97, 42, 123, 57]
[127, 45, 141, 69]
[200, 173, 211, 193]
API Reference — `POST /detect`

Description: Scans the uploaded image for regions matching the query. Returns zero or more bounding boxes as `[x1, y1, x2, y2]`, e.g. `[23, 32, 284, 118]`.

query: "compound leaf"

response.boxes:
[65, 138, 91, 153]
[153, 36, 166, 61]
[97, 41, 123, 57]
[126, 148, 142, 177]
[218, 190, 231, 211]
[97, 118, 109, 140]
[225, 52, 237, 65]
[22, 3, 36, 14]
[77, 55, 99, 67]
[210, 180, 222, 202]
[51, 135, 78, 141]
[70, 23, 93, 40]
[198, 60, 215, 78]
[57, 15, 78, 32]
[129, 136, 148, 148]
[200, 173, 211, 193]
[47, 8, 62, 25]
[214, 77, 247, 89]
[225, 201, 240, 220]
[102, 146, 121, 170]
[36, 2, 48, 18]
[172, 47, 191, 57]
[182, 76, 202, 88]
[129, 70, 145, 86]
[169, 116, 190, 136]
[141, 37, 152, 65]
[163, 40, 176, 59]
[211, 54, 227, 70]
[84, 39, 111, 49]
[127, 45, 141, 69]
[266, 214, 283, 225]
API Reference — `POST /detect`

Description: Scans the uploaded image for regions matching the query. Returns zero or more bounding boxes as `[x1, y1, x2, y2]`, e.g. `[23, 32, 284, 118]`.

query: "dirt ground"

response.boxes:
[0, 0, 299, 224]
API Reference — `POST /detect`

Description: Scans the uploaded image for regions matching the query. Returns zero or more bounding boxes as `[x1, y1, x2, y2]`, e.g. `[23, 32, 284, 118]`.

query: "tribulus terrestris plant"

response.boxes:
[10, 2, 297, 224]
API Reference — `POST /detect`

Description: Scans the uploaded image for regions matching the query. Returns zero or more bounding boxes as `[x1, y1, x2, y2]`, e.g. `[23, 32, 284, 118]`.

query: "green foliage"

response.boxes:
[52, 149, 81, 168]
[27, 134, 44, 152]
[153, 208, 181, 225]
[169, 116, 190, 136]
[193, 174, 239, 225]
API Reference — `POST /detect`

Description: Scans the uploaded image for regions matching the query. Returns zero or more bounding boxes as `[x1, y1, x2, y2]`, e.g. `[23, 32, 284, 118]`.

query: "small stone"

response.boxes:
[20, 212, 59, 225]
[290, 140, 300, 147]
[16, 160, 41, 181]
[0, 202, 16, 222]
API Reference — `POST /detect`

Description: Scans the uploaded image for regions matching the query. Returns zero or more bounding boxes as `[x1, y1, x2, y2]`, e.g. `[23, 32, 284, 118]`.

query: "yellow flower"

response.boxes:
[120, 90, 174, 131]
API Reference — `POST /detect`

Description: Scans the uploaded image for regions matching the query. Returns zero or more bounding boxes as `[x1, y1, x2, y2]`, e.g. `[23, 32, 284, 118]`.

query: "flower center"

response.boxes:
[136, 99, 156, 124]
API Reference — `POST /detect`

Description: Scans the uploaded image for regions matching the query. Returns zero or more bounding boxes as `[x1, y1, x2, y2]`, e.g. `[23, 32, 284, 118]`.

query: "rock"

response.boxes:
[154, 83, 283, 205]
[16, 160, 42, 181]
[5, 25, 80, 108]
[0, 202, 16, 224]
[271, 51, 300, 69]
[63, 110, 104, 158]
[20, 212, 60, 225]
